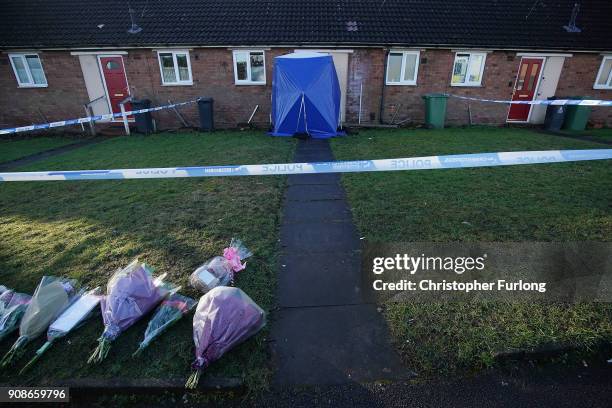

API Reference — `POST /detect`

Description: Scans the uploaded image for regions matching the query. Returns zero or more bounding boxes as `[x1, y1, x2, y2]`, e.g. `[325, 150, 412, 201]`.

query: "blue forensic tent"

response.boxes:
[270, 52, 343, 138]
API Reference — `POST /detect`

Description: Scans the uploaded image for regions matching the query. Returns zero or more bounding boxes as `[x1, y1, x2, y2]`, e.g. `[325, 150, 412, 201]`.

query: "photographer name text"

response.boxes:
[371, 254, 546, 293]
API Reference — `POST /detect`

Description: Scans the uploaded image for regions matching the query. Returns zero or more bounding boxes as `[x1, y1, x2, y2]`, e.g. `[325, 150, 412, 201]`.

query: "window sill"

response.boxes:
[450, 83, 483, 87]
[593, 85, 612, 90]
[161, 82, 193, 86]
[235, 82, 267, 86]
[385, 82, 418, 86]
[17, 84, 48, 88]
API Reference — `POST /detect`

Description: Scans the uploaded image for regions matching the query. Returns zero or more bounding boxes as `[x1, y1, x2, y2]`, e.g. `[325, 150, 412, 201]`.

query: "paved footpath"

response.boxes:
[270, 138, 412, 386]
[232, 362, 612, 407]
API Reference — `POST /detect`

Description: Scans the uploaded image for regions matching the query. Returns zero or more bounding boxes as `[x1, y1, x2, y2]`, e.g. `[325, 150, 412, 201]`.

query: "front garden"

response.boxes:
[0, 132, 295, 392]
[0, 126, 610, 390]
[331, 127, 612, 376]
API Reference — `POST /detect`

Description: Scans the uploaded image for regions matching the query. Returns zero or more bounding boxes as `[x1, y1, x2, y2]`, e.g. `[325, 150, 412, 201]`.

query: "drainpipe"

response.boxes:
[379, 48, 389, 124]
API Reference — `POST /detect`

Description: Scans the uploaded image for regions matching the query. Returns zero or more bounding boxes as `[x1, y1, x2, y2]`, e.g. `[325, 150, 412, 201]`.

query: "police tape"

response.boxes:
[447, 94, 612, 106]
[3, 94, 611, 136]
[1, 149, 610, 182]
[0, 99, 200, 136]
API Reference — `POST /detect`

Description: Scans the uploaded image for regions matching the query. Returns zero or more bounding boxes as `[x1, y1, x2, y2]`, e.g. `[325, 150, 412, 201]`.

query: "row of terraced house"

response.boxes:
[0, 0, 611, 132]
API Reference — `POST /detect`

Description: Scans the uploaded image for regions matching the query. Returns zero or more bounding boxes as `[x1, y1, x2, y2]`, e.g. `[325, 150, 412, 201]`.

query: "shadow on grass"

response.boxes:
[0, 131, 295, 390]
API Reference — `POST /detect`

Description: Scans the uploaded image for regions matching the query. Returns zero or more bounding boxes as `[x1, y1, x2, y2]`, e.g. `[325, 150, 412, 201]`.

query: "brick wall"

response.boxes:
[347, 49, 517, 126]
[345, 48, 385, 124]
[1, 47, 610, 131]
[122, 47, 293, 129]
[0, 51, 89, 129]
[555, 54, 612, 127]
[349, 49, 612, 127]
[0, 47, 293, 131]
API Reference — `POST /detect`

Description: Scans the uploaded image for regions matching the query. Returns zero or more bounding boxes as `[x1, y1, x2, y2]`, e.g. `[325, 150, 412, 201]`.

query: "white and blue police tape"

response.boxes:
[3, 95, 610, 136]
[447, 94, 612, 106]
[0, 149, 610, 182]
[0, 99, 199, 135]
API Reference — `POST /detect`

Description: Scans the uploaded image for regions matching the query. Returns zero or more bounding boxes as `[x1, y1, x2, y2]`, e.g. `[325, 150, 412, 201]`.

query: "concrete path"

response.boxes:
[271, 138, 412, 386]
[234, 362, 612, 408]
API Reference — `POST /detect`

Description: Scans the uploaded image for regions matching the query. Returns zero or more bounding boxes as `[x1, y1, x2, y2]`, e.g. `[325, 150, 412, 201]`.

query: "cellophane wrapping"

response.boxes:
[0, 288, 32, 341]
[19, 288, 102, 374]
[46, 288, 102, 342]
[134, 293, 196, 356]
[1, 276, 75, 367]
[186, 286, 265, 388]
[88, 260, 175, 364]
[189, 238, 253, 293]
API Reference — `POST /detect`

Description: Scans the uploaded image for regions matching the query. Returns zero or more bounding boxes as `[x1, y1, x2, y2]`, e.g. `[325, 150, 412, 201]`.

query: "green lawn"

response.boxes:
[559, 127, 612, 143]
[0, 136, 79, 163]
[587, 128, 612, 142]
[331, 127, 612, 376]
[0, 132, 296, 391]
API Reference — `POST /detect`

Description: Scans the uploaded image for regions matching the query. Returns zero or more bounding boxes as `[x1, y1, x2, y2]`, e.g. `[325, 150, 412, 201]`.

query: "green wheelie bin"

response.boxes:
[422, 93, 448, 129]
[563, 96, 591, 131]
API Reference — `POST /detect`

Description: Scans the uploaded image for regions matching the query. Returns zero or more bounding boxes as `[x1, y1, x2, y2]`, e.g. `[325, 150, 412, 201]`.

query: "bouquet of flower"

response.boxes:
[185, 286, 266, 388]
[19, 288, 102, 374]
[0, 288, 32, 342]
[88, 260, 176, 364]
[1, 276, 76, 367]
[133, 293, 196, 357]
[190, 238, 253, 293]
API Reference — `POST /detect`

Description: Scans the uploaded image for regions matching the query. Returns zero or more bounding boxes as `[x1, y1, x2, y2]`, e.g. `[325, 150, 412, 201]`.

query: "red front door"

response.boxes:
[507, 58, 543, 122]
[99, 56, 131, 115]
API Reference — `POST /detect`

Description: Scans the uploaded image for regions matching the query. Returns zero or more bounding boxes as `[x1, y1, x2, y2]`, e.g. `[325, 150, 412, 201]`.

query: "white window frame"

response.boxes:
[156, 50, 193, 86]
[385, 50, 420, 85]
[232, 50, 266, 85]
[451, 52, 487, 87]
[8, 53, 48, 88]
[593, 55, 612, 90]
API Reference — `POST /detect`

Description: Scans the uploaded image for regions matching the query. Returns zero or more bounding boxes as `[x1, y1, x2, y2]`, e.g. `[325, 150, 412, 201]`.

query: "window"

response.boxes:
[386, 51, 420, 85]
[8, 53, 47, 87]
[105, 60, 120, 70]
[526, 62, 540, 90]
[515, 63, 529, 90]
[451, 52, 487, 86]
[232, 50, 266, 85]
[157, 51, 192, 85]
[594, 56, 612, 89]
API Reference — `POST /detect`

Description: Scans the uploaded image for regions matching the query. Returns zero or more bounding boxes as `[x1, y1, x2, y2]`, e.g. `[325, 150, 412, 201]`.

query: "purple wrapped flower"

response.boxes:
[185, 286, 266, 388]
[88, 260, 175, 364]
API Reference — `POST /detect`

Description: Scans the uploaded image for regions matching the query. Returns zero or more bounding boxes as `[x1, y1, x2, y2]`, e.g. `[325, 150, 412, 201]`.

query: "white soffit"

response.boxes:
[70, 51, 128, 55]
[516, 52, 573, 57]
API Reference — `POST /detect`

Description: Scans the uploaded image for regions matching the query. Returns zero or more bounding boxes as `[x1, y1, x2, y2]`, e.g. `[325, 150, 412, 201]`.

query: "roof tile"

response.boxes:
[0, 0, 609, 50]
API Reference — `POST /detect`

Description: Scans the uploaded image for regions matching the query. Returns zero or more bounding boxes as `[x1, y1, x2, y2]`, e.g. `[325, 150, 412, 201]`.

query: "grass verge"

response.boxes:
[331, 127, 612, 376]
[0, 136, 79, 163]
[0, 131, 295, 392]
